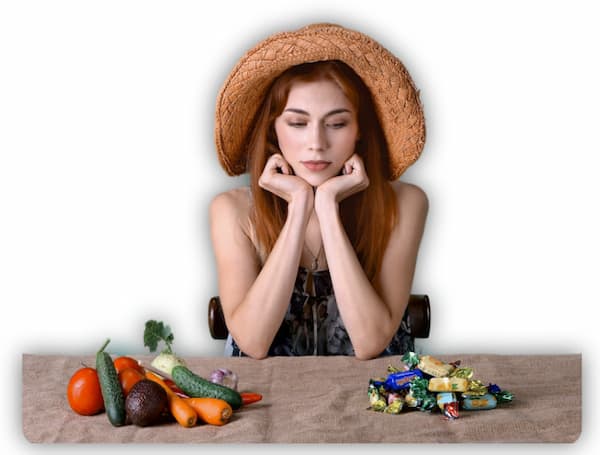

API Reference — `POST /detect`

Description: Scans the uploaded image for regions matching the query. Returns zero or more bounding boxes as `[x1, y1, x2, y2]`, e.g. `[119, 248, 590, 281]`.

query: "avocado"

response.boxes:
[125, 379, 168, 427]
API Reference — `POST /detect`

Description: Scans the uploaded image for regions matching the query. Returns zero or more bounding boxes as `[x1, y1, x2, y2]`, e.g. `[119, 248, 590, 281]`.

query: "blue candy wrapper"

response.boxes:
[384, 369, 423, 392]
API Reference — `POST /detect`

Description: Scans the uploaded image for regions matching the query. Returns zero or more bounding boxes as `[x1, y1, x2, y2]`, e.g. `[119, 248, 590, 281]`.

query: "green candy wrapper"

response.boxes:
[402, 351, 420, 370]
[495, 390, 514, 403]
[408, 377, 436, 411]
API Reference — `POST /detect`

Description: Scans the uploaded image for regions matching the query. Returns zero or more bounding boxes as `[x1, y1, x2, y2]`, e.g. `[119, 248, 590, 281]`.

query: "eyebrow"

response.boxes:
[283, 108, 352, 117]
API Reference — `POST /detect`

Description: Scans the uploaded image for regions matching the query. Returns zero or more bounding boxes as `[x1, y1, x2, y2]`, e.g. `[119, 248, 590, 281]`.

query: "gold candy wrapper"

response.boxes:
[462, 379, 488, 397]
[450, 367, 473, 379]
[418, 355, 455, 377]
[428, 377, 469, 392]
[384, 398, 404, 414]
[371, 399, 387, 412]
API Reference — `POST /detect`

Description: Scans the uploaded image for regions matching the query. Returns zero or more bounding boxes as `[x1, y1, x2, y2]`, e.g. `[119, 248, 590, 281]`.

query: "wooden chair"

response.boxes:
[208, 294, 431, 340]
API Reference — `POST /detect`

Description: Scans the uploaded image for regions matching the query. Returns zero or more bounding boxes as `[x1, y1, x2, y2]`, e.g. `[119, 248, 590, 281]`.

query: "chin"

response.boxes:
[298, 172, 334, 187]
[295, 167, 342, 187]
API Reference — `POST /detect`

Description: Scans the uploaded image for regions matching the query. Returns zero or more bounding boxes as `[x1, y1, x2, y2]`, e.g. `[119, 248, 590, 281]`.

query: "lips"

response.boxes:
[301, 160, 331, 172]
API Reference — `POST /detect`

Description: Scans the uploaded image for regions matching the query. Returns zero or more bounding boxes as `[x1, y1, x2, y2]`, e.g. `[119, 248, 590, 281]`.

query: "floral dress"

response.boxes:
[225, 267, 414, 357]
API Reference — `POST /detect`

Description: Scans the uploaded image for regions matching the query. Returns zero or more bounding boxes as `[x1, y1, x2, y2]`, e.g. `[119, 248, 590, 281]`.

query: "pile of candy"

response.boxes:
[367, 352, 514, 420]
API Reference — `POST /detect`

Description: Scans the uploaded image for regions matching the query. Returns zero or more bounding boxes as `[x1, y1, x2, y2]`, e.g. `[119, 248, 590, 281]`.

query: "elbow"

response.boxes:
[230, 338, 270, 360]
[243, 348, 269, 360]
[353, 341, 387, 361]
[352, 326, 397, 360]
[228, 328, 270, 360]
[349, 296, 409, 360]
[226, 307, 271, 360]
[354, 349, 378, 361]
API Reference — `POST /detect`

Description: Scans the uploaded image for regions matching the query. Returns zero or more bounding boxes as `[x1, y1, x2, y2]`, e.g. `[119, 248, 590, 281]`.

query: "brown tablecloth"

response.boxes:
[22, 353, 581, 443]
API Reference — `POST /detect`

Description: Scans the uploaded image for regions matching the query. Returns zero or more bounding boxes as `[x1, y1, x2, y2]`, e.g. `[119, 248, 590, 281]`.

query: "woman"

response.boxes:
[210, 24, 428, 360]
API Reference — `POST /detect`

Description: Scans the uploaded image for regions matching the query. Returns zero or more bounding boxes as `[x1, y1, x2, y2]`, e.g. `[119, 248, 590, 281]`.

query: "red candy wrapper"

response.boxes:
[443, 402, 459, 420]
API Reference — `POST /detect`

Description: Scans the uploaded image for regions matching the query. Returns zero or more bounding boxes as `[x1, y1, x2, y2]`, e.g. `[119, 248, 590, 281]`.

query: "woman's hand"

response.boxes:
[315, 154, 369, 212]
[258, 153, 313, 204]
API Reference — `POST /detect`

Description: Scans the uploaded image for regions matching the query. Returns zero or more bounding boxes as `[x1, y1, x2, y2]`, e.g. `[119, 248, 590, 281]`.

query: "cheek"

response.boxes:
[335, 133, 358, 161]
[275, 126, 300, 156]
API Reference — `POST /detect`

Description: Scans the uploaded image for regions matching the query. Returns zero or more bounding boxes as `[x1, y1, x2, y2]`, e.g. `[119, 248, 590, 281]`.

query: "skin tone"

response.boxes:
[210, 79, 428, 359]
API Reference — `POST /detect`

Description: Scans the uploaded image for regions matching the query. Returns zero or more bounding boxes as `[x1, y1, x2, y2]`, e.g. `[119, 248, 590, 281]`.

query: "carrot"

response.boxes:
[146, 371, 197, 428]
[241, 392, 263, 406]
[168, 394, 198, 428]
[184, 397, 233, 426]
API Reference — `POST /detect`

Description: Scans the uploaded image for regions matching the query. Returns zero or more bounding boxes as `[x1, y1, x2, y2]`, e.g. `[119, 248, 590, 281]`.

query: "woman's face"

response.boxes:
[274, 79, 359, 187]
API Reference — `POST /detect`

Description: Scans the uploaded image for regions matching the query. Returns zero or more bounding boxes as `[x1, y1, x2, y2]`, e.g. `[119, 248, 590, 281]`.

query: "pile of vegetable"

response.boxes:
[367, 352, 513, 420]
[66, 320, 262, 428]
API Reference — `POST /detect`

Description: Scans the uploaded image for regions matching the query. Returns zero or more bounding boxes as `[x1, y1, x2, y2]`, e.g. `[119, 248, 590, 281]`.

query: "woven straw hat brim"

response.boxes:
[215, 23, 425, 180]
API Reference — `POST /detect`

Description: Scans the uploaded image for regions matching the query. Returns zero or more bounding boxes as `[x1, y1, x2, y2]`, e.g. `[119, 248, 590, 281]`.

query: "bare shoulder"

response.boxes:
[209, 186, 254, 236]
[210, 186, 252, 220]
[391, 181, 429, 214]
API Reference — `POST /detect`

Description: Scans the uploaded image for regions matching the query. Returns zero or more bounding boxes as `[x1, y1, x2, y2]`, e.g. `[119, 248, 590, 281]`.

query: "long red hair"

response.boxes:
[247, 61, 398, 286]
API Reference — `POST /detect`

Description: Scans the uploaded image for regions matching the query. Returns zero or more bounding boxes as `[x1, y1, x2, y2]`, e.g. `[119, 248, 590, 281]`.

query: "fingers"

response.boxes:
[259, 154, 289, 194]
[343, 154, 367, 186]
[266, 153, 292, 175]
[343, 154, 363, 174]
[259, 153, 309, 203]
[322, 154, 369, 203]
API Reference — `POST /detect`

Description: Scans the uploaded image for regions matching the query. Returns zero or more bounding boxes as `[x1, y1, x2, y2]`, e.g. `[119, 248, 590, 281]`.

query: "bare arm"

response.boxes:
[210, 155, 313, 359]
[315, 156, 428, 359]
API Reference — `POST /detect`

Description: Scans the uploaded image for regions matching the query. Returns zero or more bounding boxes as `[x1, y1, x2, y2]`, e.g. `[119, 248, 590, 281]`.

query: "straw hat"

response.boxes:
[214, 23, 425, 180]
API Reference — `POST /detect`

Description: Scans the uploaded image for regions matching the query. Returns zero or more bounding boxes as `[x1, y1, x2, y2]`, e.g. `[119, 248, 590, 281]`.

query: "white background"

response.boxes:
[1, 0, 598, 453]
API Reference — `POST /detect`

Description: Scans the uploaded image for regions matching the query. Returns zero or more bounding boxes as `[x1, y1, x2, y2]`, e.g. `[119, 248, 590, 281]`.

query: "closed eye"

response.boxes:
[287, 121, 307, 128]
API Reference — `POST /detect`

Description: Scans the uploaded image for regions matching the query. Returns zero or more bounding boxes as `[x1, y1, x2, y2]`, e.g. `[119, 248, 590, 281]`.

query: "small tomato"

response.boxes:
[118, 367, 145, 397]
[113, 356, 144, 375]
[67, 367, 104, 416]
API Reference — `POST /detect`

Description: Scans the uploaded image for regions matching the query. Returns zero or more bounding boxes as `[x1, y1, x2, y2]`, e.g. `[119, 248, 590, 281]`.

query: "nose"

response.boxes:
[308, 123, 328, 152]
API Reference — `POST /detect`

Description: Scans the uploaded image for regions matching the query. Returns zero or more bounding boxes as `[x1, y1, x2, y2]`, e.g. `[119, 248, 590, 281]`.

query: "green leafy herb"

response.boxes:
[144, 320, 174, 354]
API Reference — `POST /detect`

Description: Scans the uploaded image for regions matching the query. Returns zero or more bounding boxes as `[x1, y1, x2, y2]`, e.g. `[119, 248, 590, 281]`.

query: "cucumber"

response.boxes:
[172, 365, 242, 410]
[96, 339, 126, 426]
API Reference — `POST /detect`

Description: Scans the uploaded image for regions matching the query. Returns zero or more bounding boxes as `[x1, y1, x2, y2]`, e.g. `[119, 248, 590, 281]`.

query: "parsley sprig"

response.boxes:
[143, 320, 174, 354]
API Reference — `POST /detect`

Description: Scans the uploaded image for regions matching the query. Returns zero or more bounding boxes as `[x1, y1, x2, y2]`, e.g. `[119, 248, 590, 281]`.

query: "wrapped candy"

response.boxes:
[428, 377, 469, 392]
[384, 395, 404, 414]
[437, 392, 459, 420]
[461, 379, 488, 397]
[450, 367, 473, 379]
[401, 351, 420, 370]
[418, 355, 456, 377]
[443, 402, 460, 420]
[366, 353, 514, 418]
[407, 377, 436, 411]
[384, 370, 423, 392]
[462, 393, 497, 410]
[488, 383, 514, 403]
[368, 380, 394, 412]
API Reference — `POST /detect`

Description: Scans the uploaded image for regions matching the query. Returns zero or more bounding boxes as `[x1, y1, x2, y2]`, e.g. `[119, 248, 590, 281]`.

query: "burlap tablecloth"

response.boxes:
[22, 353, 581, 443]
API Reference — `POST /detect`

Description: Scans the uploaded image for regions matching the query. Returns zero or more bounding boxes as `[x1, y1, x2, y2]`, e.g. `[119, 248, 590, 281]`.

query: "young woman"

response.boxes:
[210, 24, 428, 360]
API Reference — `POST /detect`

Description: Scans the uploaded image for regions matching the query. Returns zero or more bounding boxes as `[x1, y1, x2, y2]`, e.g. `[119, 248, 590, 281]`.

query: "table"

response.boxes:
[22, 353, 581, 443]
